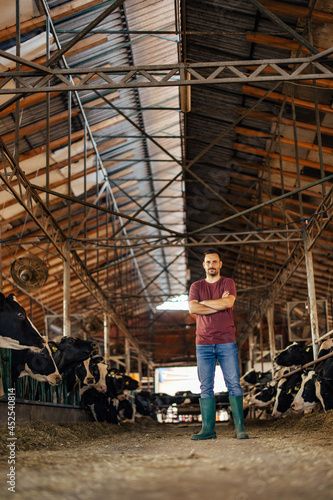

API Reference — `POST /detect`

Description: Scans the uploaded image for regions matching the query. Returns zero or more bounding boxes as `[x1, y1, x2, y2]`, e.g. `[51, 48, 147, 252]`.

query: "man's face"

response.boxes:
[203, 253, 222, 277]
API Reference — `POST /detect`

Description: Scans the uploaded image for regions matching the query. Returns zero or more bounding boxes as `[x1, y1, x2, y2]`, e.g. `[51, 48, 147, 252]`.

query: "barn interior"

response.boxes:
[2, 2, 333, 499]
[1, 0, 333, 389]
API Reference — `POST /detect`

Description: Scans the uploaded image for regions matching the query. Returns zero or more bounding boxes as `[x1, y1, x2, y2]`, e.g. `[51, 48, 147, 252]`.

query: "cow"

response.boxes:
[88, 356, 108, 393]
[274, 342, 313, 367]
[318, 339, 333, 358]
[290, 370, 319, 413]
[241, 368, 272, 387]
[313, 355, 333, 412]
[11, 343, 61, 385]
[315, 377, 333, 412]
[249, 382, 277, 409]
[65, 357, 96, 394]
[0, 293, 45, 351]
[271, 371, 303, 418]
[134, 390, 158, 420]
[80, 367, 137, 423]
[80, 386, 119, 424]
[49, 337, 98, 373]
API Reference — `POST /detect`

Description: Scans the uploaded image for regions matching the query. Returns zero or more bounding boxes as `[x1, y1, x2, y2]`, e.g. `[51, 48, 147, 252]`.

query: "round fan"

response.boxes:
[10, 254, 48, 291]
[81, 315, 103, 336]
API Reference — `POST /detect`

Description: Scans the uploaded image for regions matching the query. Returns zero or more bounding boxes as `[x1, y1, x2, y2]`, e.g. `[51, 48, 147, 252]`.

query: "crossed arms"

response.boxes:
[189, 290, 235, 316]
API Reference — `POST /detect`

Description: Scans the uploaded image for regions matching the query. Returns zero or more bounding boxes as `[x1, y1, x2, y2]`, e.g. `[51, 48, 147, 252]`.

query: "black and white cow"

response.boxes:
[271, 371, 303, 418]
[274, 342, 313, 367]
[0, 293, 45, 351]
[66, 357, 96, 394]
[290, 370, 319, 413]
[80, 386, 119, 424]
[241, 369, 273, 387]
[315, 356, 333, 412]
[11, 343, 61, 385]
[318, 339, 333, 358]
[315, 377, 333, 412]
[249, 383, 277, 409]
[81, 366, 137, 423]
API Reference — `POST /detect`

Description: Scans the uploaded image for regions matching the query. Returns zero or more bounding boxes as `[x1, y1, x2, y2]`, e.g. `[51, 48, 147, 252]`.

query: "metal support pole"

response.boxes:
[249, 331, 254, 369]
[63, 243, 71, 337]
[303, 229, 319, 359]
[138, 355, 142, 387]
[267, 306, 275, 375]
[125, 338, 131, 374]
[259, 322, 264, 372]
[0, 224, 2, 292]
[103, 311, 109, 363]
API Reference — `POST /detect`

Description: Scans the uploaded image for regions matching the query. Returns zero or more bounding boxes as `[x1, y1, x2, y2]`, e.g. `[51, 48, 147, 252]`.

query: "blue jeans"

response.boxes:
[196, 343, 243, 398]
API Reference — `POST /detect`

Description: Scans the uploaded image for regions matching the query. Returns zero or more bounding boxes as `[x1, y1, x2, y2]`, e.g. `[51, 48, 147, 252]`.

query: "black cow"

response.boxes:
[274, 342, 313, 367]
[0, 293, 45, 351]
[134, 390, 158, 420]
[11, 343, 61, 385]
[271, 371, 303, 418]
[241, 369, 272, 386]
[49, 337, 98, 373]
[314, 356, 333, 412]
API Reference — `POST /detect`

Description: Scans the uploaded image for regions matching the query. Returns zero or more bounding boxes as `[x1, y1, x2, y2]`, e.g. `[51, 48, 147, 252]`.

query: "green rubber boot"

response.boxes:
[191, 397, 217, 440]
[229, 395, 249, 439]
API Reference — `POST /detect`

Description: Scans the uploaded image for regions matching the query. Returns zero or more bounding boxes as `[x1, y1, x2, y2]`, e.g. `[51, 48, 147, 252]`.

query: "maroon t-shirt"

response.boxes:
[188, 276, 236, 345]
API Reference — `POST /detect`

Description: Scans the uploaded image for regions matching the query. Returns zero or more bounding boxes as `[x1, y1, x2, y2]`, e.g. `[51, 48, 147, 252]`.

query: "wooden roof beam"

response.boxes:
[260, 1, 333, 23]
[233, 142, 333, 175]
[238, 109, 333, 136]
[0, 0, 107, 43]
[0, 75, 118, 119]
[242, 85, 333, 114]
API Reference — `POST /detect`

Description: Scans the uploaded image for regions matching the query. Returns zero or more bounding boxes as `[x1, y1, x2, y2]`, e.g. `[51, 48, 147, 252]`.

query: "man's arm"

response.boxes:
[200, 290, 235, 311]
[189, 300, 218, 315]
[189, 291, 235, 315]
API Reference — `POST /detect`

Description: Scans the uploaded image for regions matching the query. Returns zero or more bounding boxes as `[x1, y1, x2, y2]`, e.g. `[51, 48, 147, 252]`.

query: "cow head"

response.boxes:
[0, 293, 45, 351]
[50, 337, 99, 373]
[291, 370, 318, 413]
[20, 343, 61, 385]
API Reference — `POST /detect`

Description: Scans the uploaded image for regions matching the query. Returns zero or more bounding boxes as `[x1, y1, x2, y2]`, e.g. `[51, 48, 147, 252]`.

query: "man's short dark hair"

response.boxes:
[203, 248, 222, 261]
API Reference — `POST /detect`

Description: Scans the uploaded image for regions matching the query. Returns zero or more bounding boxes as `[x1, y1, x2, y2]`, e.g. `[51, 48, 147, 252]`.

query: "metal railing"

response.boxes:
[0, 349, 80, 406]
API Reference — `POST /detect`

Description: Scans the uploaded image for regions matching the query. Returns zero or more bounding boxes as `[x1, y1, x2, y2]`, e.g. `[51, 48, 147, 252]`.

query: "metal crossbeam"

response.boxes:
[67, 229, 303, 272]
[0, 138, 152, 367]
[1, 50, 333, 93]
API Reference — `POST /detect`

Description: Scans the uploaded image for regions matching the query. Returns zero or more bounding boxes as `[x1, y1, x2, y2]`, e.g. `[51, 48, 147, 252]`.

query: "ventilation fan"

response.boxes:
[287, 300, 328, 342]
[81, 315, 103, 336]
[10, 254, 48, 291]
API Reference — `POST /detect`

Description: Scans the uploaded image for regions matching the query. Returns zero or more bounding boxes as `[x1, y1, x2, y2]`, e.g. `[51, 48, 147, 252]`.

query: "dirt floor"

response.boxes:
[1, 411, 333, 500]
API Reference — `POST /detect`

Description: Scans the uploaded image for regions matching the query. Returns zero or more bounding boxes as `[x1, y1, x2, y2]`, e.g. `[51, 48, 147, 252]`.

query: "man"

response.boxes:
[188, 249, 248, 440]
